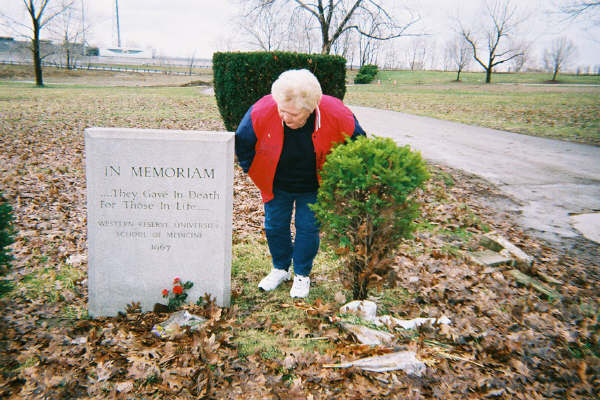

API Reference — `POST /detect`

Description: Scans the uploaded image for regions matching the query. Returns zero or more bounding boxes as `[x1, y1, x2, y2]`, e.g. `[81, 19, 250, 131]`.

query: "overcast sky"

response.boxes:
[1, 0, 599, 68]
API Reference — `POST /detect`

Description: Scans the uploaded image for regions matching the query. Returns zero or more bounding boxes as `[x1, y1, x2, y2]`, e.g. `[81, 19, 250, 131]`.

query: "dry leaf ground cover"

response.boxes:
[345, 71, 600, 146]
[0, 78, 599, 398]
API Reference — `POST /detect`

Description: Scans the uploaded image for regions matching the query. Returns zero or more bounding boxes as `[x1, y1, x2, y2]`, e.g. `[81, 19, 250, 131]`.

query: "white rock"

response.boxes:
[339, 300, 378, 320]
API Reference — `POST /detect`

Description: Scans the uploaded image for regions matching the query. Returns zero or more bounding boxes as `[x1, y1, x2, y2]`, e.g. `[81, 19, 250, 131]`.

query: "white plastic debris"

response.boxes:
[339, 301, 451, 331]
[340, 323, 396, 346]
[151, 310, 207, 339]
[66, 253, 86, 266]
[339, 300, 378, 320]
[324, 351, 427, 376]
[70, 336, 87, 345]
[373, 315, 452, 330]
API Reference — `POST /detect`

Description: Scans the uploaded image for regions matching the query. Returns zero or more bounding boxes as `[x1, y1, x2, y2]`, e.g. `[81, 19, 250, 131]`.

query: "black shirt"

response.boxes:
[273, 112, 318, 193]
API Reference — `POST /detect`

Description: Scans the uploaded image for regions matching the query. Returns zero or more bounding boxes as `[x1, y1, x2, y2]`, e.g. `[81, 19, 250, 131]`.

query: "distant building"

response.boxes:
[98, 47, 153, 59]
[85, 47, 99, 56]
[0, 37, 15, 52]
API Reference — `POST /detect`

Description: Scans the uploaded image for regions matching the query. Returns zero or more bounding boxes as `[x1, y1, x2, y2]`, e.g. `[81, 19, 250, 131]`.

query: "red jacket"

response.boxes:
[235, 94, 365, 202]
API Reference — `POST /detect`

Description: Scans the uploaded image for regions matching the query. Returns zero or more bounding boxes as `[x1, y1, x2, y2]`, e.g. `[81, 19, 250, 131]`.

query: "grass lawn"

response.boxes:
[4, 64, 599, 145]
[0, 79, 598, 398]
[350, 69, 600, 85]
[345, 71, 600, 146]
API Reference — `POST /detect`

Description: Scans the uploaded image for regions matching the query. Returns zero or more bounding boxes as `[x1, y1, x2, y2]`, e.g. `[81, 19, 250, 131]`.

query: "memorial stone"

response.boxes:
[85, 128, 234, 317]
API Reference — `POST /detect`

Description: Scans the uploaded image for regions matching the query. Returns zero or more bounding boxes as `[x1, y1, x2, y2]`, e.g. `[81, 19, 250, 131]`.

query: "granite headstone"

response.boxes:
[85, 127, 234, 317]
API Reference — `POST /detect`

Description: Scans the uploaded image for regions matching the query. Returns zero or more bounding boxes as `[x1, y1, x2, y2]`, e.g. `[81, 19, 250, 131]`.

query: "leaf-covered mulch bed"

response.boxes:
[0, 84, 598, 398]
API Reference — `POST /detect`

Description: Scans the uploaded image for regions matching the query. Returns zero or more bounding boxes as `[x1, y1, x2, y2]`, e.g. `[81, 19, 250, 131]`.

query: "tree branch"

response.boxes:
[294, 0, 321, 19]
[40, 0, 76, 28]
[462, 30, 488, 71]
[329, 0, 363, 44]
[0, 11, 33, 34]
[490, 50, 524, 67]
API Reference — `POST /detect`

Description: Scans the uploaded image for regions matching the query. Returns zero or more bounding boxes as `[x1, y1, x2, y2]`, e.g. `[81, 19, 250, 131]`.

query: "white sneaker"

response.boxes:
[290, 275, 310, 298]
[258, 268, 291, 291]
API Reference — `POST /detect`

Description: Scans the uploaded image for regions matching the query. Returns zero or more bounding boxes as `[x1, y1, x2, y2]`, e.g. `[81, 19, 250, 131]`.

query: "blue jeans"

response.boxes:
[264, 188, 320, 277]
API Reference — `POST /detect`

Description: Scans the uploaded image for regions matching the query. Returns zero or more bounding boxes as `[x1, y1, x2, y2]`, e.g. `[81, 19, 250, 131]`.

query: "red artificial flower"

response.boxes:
[173, 277, 181, 284]
[173, 285, 183, 295]
[162, 289, 169, 297]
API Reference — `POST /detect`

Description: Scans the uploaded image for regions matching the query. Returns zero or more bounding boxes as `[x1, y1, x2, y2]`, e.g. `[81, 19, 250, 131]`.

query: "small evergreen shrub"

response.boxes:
[213, 51, 347, 131]
[360, 64, 378, 76]
[353, 64, 378, 84]
[353, 73, 373, 84]
[0, 192, 15, 276]
[311, 137, 429, 300]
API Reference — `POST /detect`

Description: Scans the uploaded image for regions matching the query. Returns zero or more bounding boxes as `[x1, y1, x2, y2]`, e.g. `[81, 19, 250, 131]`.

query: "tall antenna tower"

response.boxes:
[81, 0, 86, 53]
[115, 0, 121, 47]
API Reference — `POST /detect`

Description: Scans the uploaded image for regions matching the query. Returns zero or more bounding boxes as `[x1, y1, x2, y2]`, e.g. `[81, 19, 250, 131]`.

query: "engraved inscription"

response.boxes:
[95, 164, 222, 251]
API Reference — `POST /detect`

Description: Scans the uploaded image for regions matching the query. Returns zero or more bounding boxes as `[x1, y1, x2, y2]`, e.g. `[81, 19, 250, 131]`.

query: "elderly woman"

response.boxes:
[235, 69, 365, 298]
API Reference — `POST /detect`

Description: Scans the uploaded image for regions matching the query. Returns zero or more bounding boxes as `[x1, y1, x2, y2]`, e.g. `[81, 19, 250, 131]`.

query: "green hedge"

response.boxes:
[0, 192, 14, 277]
[213, 51, 347, 131]
[354, 64, 378, 84]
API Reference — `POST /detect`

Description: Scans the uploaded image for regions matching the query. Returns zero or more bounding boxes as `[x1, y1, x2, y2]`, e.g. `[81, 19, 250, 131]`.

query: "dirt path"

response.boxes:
[350, 105, 600, 259]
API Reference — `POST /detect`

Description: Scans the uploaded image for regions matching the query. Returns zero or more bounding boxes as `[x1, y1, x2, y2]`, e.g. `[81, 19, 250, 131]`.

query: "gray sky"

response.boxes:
[84, 0, 238, 59]
[1, 0, 599, 67]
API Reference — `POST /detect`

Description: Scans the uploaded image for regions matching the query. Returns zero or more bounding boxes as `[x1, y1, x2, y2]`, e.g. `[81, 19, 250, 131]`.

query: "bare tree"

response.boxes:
[405, 37, 426, 71]
[457, 0, 528, 83]
[330, 27, 353, 59]
[1, 1, 74, 86]
[510, 53, 526, 72]
[52, 0, 87, 69]
[427, 39, 438, 71]
[240, 0, 420, 55]
[509, 40, 531, 72]
[544, 36, 577, 81]
[287, 7, 320, 53]
[237, 2, 287, 51]
[442, 42, 453, 71]
[25, 1, 76, 85]
[445, 37, 471, 81]
[358, 34, 381, 66]
[355, 17, 384, 67]
[187, 51, 196, 76]
[381, 41, 401, 70]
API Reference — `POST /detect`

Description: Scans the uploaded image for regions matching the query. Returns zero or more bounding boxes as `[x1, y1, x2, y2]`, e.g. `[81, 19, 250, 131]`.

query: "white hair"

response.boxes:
[271, 69, 323, 112]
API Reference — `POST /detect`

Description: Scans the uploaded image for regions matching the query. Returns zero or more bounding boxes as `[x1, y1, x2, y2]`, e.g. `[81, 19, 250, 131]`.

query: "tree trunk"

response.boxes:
[485, 67, 492, 83]
[353, 278, 369, 300]
[320, 17, 331, 54]
[456, 68, 462, 81]
[552, 66, 559, 81]
[352, 260, 369, 300]
[32, 21, 44, 87]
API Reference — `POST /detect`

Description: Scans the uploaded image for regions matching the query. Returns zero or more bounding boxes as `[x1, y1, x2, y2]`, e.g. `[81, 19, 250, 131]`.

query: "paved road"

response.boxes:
[349, 105, 600, 249]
